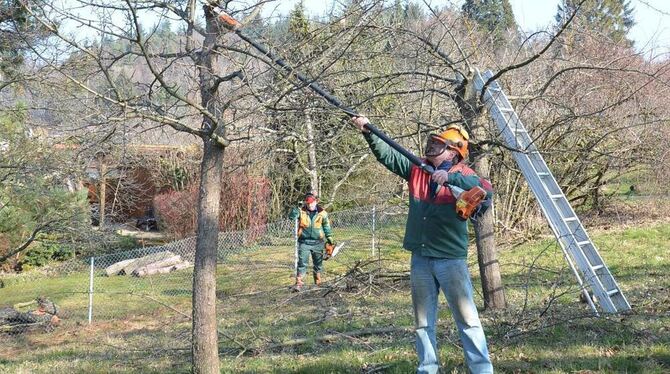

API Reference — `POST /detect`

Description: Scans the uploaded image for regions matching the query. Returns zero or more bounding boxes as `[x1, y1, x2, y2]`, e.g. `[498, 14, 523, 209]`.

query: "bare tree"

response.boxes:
[13, 0, 281, 370]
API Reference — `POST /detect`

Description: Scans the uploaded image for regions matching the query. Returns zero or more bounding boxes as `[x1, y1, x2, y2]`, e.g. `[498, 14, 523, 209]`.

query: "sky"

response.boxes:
[260, 0, 670, 57]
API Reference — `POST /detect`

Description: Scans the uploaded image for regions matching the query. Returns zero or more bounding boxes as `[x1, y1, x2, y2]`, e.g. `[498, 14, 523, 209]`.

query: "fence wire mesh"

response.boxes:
[0, 205, 412, 350]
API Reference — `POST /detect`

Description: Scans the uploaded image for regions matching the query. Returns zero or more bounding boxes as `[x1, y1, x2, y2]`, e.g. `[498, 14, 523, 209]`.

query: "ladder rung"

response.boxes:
[607, 289, 620, 297]
[592, 264, 604, 271]
[577, 240, 590, 247]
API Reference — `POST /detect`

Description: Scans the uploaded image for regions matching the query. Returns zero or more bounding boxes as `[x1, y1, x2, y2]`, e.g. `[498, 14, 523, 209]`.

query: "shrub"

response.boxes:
[18, 234, 76, 271]
[153, 171, 271, 239]
[153, 187, 197, 238]
[20, 242, 54, 271]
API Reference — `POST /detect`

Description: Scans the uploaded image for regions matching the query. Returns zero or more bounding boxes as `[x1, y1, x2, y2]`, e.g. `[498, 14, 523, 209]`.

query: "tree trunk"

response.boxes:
[472, 159, 506, 309]
[99, 157, 106, 228]
[305, 109, 319, 195]
[456, 74, 506, 310]
[192, 6, 223, 373]
[191, 138, 223, 374]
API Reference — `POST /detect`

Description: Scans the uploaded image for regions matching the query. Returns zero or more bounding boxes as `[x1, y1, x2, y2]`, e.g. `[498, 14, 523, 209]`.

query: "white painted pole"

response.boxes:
[371, 206, 376, 256]
[88, 256, 94, 324]
[293, 219, 299, 277]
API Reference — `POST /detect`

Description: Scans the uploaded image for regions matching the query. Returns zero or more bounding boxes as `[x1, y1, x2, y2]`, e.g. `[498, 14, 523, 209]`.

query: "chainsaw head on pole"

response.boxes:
[208, 4, 241, 30]
[324, 242, 345, 260]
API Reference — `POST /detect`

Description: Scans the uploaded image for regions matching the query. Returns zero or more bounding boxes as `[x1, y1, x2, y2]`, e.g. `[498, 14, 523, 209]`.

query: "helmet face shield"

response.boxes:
[425, 135, 448, 157]
[432, 125, 469, 160]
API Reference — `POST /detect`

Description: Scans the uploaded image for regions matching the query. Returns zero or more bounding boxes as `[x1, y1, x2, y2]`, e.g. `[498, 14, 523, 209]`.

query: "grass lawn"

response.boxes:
[0, 221, 668, 373]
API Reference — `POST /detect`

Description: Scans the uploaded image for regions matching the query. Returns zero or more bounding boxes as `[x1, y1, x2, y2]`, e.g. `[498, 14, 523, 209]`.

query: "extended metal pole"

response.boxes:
[293, 219, 299, 278]
[209, 5, 436, 175]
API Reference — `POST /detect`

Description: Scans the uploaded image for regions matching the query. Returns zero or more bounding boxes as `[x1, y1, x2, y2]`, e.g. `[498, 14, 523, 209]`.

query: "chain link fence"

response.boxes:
[0, 205, 410, 348]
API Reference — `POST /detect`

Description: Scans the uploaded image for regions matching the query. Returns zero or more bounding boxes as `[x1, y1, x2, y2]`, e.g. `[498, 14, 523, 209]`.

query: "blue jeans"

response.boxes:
[411, 253, 493, 374]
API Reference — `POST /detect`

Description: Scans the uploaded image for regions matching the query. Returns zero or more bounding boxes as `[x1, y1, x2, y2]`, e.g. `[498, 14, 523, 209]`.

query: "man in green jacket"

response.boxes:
[289, 192, 334, 291]
[352, 116, 494, 374]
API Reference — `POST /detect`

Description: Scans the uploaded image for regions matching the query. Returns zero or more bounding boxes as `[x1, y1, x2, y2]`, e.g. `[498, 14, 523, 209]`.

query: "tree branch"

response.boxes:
[479, 0, 586, 102]
[0, 221, 56, 264]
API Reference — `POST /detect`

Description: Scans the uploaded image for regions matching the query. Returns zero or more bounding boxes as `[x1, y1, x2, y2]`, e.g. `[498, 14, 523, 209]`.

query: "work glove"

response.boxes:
[326, 236, 334, 245]
[431, 170, 449, 186]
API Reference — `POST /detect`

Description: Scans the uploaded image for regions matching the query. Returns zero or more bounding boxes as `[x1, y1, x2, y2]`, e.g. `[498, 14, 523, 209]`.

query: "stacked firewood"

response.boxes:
[104, 251, 191, 277]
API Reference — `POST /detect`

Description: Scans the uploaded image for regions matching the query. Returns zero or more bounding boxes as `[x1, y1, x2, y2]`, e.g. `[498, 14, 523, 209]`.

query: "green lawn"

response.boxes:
[1, 222, 668, 373]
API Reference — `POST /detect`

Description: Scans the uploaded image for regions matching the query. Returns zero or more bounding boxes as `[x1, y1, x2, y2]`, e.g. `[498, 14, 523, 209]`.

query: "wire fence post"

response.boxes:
[371, 205, 376, 257]
[293, 218, 299, 278]
[87, 256, 94, 324]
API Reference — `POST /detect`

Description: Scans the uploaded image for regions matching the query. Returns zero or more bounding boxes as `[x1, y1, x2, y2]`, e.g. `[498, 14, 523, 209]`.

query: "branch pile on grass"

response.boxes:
[105, 251, 192, 277]
[325, 258, 410, 296]
[0, 297, 60, 334]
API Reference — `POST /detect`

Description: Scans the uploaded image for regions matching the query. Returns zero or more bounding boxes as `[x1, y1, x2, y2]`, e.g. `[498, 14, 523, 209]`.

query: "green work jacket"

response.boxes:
[289, 206, 333, 243]
[364, 132, 493, 259]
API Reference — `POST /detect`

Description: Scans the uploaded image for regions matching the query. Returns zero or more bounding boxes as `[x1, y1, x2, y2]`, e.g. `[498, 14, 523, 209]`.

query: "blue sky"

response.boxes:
[261, 0, 670, 56]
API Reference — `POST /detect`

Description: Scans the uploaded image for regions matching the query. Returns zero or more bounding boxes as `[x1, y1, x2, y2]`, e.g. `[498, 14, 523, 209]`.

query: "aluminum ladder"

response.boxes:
[473, 69, 631, 314]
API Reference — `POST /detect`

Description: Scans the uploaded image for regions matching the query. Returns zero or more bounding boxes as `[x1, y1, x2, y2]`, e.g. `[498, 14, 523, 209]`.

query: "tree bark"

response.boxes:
[456, 74, 506, 310]
[192, 6, 223, 373]
[472, 161, 506, 309]
[191, 138, 223, 374]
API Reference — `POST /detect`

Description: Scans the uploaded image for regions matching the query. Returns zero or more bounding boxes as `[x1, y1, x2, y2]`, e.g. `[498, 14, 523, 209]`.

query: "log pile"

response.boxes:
[104, 251, 192, 277]
[0, 297, 60, 334]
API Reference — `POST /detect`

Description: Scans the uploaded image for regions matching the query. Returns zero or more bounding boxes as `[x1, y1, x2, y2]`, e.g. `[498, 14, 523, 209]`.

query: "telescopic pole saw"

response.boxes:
[209, 5, 488, 220]
[208, 4, 436, 175]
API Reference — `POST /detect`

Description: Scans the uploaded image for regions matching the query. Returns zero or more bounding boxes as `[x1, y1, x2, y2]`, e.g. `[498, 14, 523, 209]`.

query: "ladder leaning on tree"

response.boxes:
[473, 69, 631, 315]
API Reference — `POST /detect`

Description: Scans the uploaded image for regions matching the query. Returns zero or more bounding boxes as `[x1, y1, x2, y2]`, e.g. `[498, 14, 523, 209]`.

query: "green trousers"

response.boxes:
[296, 241, 324, 277]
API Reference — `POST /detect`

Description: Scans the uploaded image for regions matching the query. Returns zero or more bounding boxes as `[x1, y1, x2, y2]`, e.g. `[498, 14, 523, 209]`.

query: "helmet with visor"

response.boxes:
[424, 124, 469, 160]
